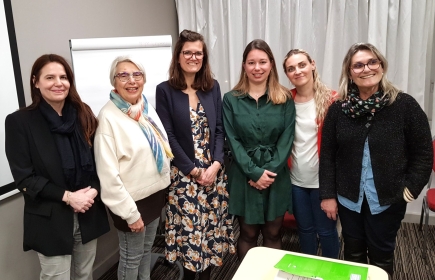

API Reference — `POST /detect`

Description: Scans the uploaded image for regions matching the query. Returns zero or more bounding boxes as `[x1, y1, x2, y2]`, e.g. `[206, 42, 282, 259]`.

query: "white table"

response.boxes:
[232, 247, 389, 280]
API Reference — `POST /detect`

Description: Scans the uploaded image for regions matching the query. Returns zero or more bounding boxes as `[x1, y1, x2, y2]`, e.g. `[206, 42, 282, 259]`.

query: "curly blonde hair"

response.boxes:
[283, 49, 334, 122]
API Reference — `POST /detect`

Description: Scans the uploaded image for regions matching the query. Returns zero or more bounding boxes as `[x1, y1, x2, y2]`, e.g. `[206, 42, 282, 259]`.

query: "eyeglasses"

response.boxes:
[351, 59, 381, 74]
[114, 71, 144, 82]
[181, 50, 204, 59]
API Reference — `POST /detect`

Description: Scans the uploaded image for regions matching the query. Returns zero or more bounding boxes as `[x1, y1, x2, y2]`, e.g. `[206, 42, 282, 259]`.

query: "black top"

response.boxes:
[5, 107, 110, 256]
[319, 92, 433, 205]
[109, 189, 165, 232]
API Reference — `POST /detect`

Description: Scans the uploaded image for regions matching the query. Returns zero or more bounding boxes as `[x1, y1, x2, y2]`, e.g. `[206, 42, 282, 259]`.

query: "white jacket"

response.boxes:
[94, 100, 170, 224]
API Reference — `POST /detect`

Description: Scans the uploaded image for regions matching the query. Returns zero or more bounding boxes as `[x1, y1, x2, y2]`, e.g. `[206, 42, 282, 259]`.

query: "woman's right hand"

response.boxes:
[64, 187, 95, 213]
[321, 198, 338, 220]
[128, 216, 145, 233]
[255, 170, 276, 189]
[83, 187, 98, 200]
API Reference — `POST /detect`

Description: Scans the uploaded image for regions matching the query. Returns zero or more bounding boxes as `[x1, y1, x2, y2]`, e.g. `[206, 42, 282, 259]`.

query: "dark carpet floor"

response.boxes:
[98, 221, 435, 280]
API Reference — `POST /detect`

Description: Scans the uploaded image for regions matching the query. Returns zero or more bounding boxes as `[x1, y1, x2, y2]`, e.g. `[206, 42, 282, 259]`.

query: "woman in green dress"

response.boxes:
[222, 39, 296, 260]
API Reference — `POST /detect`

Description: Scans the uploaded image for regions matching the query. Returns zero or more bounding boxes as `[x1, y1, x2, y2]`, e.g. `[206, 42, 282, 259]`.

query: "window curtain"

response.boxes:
[175, 0, 435, 131]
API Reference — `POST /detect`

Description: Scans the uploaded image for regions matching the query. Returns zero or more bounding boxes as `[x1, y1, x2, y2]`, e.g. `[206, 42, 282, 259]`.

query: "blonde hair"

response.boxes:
[283, 49, 334, 122]
[232, 39, 290, 104]
[338, 43, 400, 104]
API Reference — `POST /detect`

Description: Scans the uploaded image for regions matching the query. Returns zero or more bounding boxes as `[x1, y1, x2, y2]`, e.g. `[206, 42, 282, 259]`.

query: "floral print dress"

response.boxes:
[165, 102, 235, 272]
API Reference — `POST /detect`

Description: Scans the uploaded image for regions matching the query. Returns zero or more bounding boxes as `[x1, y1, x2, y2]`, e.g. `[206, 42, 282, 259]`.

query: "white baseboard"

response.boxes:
[93, 248, 119, 279]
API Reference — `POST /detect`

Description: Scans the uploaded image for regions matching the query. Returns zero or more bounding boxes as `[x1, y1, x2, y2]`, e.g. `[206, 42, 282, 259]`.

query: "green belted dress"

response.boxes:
[222, 90, 296, 224]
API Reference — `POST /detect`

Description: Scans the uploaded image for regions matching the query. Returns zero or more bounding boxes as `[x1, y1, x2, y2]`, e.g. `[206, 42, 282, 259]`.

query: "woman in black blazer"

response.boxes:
[5, 54, 109, 280]
[156, 30, 235, 280]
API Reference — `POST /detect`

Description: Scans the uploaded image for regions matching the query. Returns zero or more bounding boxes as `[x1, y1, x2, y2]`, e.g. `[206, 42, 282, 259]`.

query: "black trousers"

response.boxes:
[338, 196, 406, 253]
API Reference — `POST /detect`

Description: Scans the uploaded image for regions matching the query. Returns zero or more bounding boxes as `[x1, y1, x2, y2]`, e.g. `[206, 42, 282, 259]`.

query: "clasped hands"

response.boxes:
[192, 162, 221, 187]
[63, 186, 98, 213]
[248, 170, 276, 190]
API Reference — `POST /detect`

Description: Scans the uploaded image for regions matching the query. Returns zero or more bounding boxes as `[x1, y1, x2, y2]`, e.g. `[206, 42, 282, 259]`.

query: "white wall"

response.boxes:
[0, 0, 178, 279]
[0, 196, 40, 280]
[12, 0, 179, 105]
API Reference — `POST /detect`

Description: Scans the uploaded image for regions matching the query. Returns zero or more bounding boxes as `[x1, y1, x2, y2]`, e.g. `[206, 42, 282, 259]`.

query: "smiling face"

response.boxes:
[114, 62, 144, 104]
[284, 53, 315, 88]
[179, 40, 204, 76]
[349, 50, 383, 96]
[243, 49, 273, 86]
[34, 62, 70, 108]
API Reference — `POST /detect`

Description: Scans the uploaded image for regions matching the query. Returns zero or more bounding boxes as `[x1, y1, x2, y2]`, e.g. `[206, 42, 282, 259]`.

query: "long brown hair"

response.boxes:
[338, 43, 400, 103]
[233, 39, 290, 104]
[168, 29, 214, 92]
[27, 54, 98, 145]
[283, 49, 334, 122]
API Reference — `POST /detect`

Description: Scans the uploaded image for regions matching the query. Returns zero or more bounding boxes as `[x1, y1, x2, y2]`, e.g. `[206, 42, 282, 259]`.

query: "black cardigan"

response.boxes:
[155, 80, 225, 175]
[319, 92, 433, 205]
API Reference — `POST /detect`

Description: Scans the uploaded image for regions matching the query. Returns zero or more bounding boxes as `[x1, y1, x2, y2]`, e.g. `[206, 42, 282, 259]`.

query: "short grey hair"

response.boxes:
[109, 55, 146, 87]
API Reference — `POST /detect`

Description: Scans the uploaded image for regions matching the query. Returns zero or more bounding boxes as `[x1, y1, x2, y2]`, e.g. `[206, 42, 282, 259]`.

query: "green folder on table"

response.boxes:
[274, 254, 368, 280]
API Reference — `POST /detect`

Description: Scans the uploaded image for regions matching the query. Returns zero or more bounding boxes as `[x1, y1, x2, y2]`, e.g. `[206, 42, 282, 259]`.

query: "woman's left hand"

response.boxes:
[321, 198, 338, 220]
[68, 187, 94, 213]
[248, 180, 261, 189]
[72, 187, 98, 213]
[255, 170, 276, 189]
[196, 162, 221, 186]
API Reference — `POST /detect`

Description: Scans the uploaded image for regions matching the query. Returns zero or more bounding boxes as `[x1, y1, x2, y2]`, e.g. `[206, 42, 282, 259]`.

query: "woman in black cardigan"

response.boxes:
[319, 43, 433, 277]
[5, 54, 109, 280]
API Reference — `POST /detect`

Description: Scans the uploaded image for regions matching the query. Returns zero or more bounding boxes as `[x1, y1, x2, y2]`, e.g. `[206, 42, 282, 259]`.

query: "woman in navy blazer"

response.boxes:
[156, 77, 223, 175]
[156, 30, 234, 280]
[5, 54, 109, 280]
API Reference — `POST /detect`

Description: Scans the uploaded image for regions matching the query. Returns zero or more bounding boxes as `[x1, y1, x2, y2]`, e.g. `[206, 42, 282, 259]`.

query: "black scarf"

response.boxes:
[341, 85, 389, 119]
[39, 99, 94, 190]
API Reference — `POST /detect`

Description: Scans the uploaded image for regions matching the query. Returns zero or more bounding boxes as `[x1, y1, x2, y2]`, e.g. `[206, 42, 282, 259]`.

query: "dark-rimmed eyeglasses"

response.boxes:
[181, 50, 204, 59]
[114, 71, 144, 83]
[351, 59, 381, 74]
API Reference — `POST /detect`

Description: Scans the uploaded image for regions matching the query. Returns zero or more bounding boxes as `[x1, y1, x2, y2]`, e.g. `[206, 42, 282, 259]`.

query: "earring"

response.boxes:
[350, 79, 353, 84]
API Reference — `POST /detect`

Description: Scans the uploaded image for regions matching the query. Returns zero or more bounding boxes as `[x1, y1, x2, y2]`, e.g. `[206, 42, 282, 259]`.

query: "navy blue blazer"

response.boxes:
[5, 107, 110, 256]
[155, 80, 225, 175]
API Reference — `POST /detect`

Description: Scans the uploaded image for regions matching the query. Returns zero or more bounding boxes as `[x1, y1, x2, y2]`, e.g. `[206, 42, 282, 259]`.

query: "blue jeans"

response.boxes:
[292, 185, 339, 258]
[117, 217, 160, 280]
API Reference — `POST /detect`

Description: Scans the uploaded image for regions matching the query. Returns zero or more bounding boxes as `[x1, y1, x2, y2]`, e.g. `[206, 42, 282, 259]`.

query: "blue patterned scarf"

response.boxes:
[110, 90, 173, 172]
